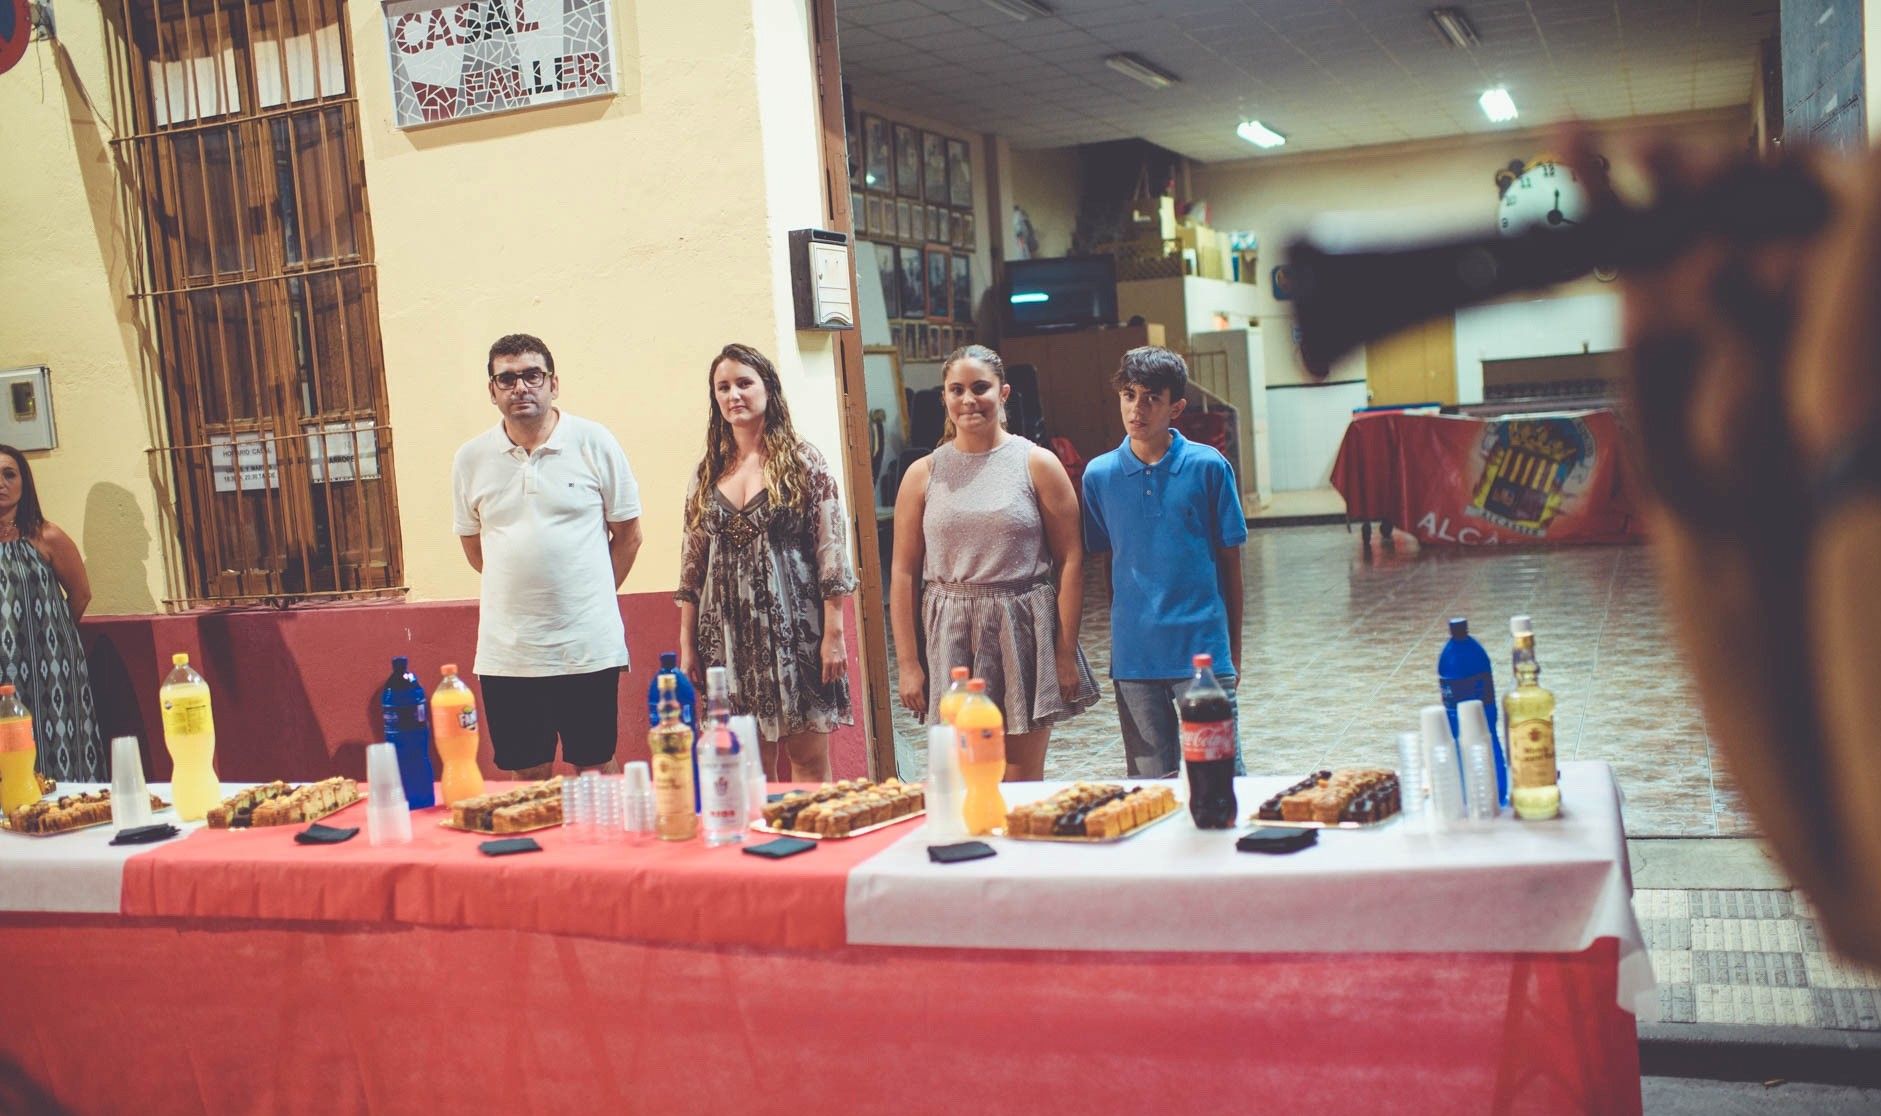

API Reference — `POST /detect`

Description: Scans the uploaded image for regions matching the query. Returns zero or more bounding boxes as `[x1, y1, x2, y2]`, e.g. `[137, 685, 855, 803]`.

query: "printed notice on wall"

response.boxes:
[381, 0, 616, 128]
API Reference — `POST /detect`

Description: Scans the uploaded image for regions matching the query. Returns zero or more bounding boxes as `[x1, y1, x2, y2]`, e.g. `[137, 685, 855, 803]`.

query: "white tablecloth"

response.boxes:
[0, 783, 200, 915]
[844, 761, 1656, 1019]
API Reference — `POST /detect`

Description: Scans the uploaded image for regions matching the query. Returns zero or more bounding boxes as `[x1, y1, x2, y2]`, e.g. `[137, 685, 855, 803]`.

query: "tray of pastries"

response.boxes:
[442, 777, 563, 834]
[207, 778, 362, 829]
[1252, 769, 1402, 829]
[755, 778, 925, 839]
[3, 789, 170, 836]
[1001, 782, 1181, 842]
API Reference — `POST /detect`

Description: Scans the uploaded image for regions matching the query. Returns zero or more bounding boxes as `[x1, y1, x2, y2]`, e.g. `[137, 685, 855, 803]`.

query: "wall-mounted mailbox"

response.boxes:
[789, 228, 855, 331]
[0, 367, 57, 451]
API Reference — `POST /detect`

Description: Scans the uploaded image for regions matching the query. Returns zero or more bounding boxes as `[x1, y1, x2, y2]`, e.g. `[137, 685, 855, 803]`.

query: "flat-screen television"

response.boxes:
[1003, 255, 1118, 335]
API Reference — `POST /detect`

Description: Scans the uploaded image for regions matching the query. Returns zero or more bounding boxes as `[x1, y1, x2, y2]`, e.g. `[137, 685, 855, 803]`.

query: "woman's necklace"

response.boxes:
[0, 518, 18, 543]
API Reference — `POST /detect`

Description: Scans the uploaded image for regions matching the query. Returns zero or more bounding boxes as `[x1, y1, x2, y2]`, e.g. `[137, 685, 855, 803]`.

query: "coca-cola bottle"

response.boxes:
[1179, 654, 1238, 828]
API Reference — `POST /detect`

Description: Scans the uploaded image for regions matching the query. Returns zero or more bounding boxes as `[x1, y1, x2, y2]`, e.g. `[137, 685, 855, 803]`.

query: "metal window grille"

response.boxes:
[110, 0, 403, 606]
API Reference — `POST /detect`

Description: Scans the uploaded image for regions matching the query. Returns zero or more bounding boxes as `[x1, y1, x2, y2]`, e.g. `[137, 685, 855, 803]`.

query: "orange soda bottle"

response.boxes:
[0, 685, 40, 814]
[431, 665, 485, 806]
[936, 666, 972, 725]
[954, 679, 1007, 835]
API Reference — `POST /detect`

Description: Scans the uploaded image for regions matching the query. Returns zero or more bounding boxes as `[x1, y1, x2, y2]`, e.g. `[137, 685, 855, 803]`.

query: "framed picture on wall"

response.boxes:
[962, 212, 976, 250]
[928, 205, 944, 242]
[912, 204, 926, 244]
[899, 243, 925, 316]
[952, 254, 972, 322]
[947, 138, 972, 208]
[896, 199, 913, 242]
[863, 114, 891, 193]
[865, 195, 882, 238]
[949, 212, 963, 249]
[890, 322, 905, 357]
[850, 190, 864, 231]
[926, 246, 951, 320]
[879, 245, 901, 319]
[894, 123, 921, 198]
[923, 132, 948, 203]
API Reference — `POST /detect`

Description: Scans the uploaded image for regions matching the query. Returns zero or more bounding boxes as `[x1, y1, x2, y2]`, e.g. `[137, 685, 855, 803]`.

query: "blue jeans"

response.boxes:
[1113, 676, 1245, 779]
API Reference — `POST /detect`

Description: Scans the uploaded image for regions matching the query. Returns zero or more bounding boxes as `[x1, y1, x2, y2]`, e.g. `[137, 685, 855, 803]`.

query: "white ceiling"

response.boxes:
[837, 0, 1775, 162]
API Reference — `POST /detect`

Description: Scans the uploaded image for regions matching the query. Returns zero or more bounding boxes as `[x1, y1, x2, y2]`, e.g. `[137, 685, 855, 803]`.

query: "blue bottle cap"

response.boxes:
[1448, 618, 1469, 638]
[660, 651, 678, 670]
[393, 655, 409, 672]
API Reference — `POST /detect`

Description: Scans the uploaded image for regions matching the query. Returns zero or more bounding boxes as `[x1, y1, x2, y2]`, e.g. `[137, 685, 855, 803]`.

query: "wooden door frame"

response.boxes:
[809, 0, 897, 778]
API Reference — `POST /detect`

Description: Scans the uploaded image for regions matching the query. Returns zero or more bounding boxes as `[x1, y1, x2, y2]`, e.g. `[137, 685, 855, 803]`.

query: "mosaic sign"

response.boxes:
[381, 0, 615, 128]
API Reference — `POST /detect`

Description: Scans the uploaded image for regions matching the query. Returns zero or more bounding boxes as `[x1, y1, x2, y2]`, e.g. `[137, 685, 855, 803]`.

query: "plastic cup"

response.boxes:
[109, 736, 153, 829]
[623, 761, 655, 839]
[365, 742, 412, 846]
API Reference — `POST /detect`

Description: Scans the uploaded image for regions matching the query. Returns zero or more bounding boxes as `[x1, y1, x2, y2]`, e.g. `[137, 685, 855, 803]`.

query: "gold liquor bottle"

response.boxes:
[1503, 615, 1560, 820]
[648, 674, 698, 840]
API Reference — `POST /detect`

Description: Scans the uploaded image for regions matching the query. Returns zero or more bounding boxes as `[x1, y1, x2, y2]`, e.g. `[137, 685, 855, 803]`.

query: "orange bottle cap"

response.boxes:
[441, 664, 458, 675]
[966, 678, 986, 692]
[1193, 653, 1213, 667]
[950, 666, 970, 680]
[0, 685, 12, 696]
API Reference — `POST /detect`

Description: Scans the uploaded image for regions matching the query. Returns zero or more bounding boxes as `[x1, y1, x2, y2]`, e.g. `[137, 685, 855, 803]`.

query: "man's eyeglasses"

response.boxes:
[490, 369, 548, 390]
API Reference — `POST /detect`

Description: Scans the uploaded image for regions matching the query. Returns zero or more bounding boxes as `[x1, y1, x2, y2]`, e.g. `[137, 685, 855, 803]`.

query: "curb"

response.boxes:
[1640, 1023, 1881, 1087]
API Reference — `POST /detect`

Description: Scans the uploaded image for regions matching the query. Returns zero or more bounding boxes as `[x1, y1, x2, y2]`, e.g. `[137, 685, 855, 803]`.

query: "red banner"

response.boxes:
[1332, 410, 1643, 545]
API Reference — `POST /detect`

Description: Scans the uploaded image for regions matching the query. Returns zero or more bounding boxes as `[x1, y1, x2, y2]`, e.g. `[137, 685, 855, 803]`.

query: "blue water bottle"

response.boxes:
[649, 652, 700, 810]
[381, 656, 436, 808]
[1438, 618, 1506, 806]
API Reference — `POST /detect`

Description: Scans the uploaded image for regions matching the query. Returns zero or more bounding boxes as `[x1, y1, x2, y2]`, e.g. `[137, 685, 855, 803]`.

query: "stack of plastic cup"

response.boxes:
[732, 714, 764, 825]
[1394, 730, 1427, 818]
[622, 761, 655, 842]
[923, 725, 968, 842]
[1457, 700, 1499, 821]
[365, 742, 413, 845]
[561, 777, 579, 836]
[109, 736, 154, 829]
[597, 774, 623, 843]
[1420, 705, 1468, 829]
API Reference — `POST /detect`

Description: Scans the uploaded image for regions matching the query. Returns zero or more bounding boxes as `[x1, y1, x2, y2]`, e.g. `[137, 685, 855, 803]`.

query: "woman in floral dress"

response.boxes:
[677, 344, 856, 780]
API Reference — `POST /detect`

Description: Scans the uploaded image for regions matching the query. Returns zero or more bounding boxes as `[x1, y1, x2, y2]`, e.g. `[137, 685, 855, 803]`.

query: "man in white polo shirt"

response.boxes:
[452, 333, 643, 778]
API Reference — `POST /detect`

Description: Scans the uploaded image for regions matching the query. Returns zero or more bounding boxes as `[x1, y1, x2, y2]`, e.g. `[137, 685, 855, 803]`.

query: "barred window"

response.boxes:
[117, 0, 403, 605]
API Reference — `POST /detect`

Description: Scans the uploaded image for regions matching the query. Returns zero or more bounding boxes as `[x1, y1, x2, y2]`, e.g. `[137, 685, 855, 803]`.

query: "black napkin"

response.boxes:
[295, 823, 359, 845]
[927, 840, 996, 864]
[110, 823, 180, 846]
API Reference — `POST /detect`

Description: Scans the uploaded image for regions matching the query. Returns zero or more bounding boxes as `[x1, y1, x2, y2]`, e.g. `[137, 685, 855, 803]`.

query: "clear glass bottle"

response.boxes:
[697, 667, 745, 847]
[1503, 615, 1560, 820]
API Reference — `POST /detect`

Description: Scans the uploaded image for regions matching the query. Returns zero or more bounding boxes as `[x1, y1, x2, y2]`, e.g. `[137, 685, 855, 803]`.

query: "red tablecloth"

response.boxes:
[1332, 410, 1644, 545]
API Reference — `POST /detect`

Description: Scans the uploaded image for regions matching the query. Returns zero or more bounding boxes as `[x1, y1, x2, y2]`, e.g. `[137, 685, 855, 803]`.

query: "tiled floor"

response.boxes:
[886, 524, 1751, 837]
[1639, 888, 1881, 1030]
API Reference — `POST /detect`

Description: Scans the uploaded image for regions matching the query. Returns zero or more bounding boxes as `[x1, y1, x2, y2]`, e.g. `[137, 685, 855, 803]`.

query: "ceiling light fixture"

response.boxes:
[1428, 7, 1480, 49]
[1236, 120, 1286, 148]
[1479, 86, 1518, 122]
[982, 0, 1053, 21]
[1104, 53, 1180, 90]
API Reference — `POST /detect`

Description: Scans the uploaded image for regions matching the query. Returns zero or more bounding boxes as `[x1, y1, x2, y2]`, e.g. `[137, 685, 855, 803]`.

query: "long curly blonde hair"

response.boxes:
[686, 343, 811, 529]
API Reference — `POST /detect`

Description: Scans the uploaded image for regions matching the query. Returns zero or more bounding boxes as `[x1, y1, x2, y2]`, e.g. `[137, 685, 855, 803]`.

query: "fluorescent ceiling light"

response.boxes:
[1236, 120, 1286, 148]
[1010, 291, 1050, 304]
[1479, 87, 1517, 122]
[983, 0, 1053, 20]
[1428, 7, 1480, 49]
[1104, 53, 1179, 90]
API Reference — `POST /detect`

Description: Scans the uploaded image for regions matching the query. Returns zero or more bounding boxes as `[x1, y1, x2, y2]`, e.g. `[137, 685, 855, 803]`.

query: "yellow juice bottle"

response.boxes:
[0, 685, 41, 815]
[160, 653, 220, 822]
[431, 664, 485, 806]
[936, 666, 972, 725]
[954, 679, 1007, 836]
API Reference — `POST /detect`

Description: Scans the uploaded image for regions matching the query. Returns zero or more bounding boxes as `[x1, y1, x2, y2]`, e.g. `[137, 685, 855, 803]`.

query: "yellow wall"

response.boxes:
[3, 0, 848, 613]
[1191, 108, 1752, 388]
[1, 14, 167, 614]
[1007, 145, 1079, 259]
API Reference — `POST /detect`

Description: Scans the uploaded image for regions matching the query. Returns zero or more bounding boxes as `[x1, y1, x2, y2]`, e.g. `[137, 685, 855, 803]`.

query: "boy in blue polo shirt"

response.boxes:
[1081, 346, 1248, 777]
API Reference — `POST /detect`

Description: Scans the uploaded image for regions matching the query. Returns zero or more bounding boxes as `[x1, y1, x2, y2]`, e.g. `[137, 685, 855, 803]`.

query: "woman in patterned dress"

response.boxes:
[677, 344, 856, 781]
[0, 446, 104, 783]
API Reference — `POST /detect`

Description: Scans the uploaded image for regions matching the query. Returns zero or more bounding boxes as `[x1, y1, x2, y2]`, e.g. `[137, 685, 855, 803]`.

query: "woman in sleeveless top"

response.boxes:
[677, 344, 856, 781]
[890, 345, 1099, 780]
[0, 445, 104, 783]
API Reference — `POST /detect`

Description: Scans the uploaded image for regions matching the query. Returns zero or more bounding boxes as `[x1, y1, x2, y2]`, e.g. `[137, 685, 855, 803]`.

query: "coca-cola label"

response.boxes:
[1182, 720, 1235, 762]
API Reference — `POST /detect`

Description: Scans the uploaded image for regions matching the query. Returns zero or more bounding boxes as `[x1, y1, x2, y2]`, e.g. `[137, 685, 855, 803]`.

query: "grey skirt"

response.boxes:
[921, 577, 1100, 734]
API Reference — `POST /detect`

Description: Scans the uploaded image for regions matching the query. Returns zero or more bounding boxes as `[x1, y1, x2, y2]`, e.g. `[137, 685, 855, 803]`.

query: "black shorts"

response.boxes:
[478, 668, 622, 770]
